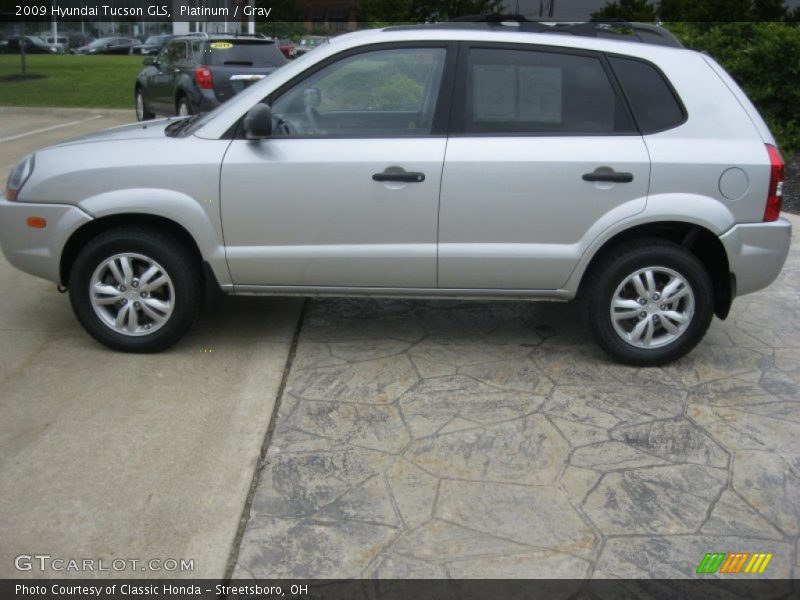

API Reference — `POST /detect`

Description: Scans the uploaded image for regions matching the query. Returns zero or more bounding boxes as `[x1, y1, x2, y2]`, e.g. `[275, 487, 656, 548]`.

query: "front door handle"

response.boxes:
[582, 171, 634, 183]
[373, 172, 425, 183]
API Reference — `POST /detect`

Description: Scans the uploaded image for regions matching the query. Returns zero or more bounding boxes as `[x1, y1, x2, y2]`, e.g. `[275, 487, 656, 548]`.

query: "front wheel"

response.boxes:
[68, 228, 202, 352]
[584, 240, 714, 366]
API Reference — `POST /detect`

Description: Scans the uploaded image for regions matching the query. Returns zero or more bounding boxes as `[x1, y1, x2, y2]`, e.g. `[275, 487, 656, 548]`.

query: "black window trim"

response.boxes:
[448, 41, 641, 138]
[230, 41, 459, 141]
[604, 51, 688, 135]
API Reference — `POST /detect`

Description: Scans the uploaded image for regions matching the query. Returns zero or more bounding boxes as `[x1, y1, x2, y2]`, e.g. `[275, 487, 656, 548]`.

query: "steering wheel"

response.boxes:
[274, 115, 307, 136]
[274, 116, 293, 136]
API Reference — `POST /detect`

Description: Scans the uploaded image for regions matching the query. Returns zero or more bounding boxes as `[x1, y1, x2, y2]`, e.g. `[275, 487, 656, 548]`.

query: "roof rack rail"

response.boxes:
[394, 15, 683, 48]
[177, 32, 272, 40]
[232, 32, 270, 39]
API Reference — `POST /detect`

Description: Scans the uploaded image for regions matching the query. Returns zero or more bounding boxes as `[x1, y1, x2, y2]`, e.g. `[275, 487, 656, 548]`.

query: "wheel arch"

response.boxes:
[175, 82, 193, 113]
[60, 214, 223, 296]
[575, 221, 734, 320]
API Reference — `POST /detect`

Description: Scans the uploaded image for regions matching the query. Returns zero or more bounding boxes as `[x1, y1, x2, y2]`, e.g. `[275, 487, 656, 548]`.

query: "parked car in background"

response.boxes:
[131, 34, 175, 56]
[76, 37, 138, 55]
[2, 21, 791, 364]
[278, 38, 296, 59]
[41, 35, 69, 53]
[135, 34, 287, 119]
[66, 32, 95, 51]
[294, 35, 329, 56]
[0, 36, 60, 54]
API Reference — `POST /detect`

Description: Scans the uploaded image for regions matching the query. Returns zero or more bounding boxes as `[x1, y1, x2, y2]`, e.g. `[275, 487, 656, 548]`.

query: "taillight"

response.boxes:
[194, 65, 213, 90]
[764, 144, 784, 222]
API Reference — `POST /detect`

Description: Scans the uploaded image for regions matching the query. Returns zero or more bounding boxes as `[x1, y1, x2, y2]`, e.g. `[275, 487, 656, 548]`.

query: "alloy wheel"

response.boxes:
[609, 266, 695, 349]
[89, 252, 175, 336]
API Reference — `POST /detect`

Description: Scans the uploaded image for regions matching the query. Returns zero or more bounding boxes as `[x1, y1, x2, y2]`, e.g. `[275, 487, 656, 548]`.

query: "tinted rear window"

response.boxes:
[461, 47, 635, 135]
[205, 41, 286, 67]
[609, 56, 685, 133]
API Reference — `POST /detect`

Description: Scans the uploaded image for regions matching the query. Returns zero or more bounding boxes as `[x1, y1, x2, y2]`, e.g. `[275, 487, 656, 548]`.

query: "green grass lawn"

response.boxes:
[0, 54, 145, 109]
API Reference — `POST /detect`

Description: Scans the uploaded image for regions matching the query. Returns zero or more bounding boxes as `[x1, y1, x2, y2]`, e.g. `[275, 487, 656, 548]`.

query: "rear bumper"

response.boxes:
[720, 218, 792, 296]
[0, 197, 93, 283]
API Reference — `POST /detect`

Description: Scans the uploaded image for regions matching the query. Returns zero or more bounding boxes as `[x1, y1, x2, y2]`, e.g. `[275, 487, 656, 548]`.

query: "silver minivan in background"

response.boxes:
[0, 21, 791, 365]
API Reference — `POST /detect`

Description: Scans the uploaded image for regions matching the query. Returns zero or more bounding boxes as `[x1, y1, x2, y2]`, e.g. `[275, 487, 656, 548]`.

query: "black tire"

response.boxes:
[135, 88, 154, 121]
[583, 239, 714, 366]
[68, 227, 202, 353]
[177, 95, 192, 117]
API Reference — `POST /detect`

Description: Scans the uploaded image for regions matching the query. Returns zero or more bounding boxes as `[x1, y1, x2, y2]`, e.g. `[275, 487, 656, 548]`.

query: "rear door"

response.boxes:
[438, 43, 651, 290]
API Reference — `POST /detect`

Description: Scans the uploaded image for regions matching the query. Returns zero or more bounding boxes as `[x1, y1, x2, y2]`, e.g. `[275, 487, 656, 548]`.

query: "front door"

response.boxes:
[221, 44, 454, 288]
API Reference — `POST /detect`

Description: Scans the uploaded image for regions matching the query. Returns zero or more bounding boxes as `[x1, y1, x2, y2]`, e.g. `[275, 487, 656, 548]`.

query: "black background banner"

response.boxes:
[1, 0, 799, 24]
[2, 579, 799, 600]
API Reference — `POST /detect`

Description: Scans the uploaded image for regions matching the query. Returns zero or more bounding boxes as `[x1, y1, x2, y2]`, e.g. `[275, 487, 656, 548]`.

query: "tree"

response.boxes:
[592, 0, 789, 21]
[360, 0, 504, 23]
[412, 0, 505, 21]
[591, 0, 657, 21]
[358, 0, 416, 24]
[667, 21, 800, 154]
[659, 0, 787, 21]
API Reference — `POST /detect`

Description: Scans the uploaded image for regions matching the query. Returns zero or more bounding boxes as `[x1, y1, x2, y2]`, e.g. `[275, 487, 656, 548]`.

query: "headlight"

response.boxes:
[6, 154, 35, 201]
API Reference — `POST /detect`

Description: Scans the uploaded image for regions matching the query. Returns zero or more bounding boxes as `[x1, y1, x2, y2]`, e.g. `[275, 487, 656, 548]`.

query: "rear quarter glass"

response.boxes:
[608, 55, 685, 133]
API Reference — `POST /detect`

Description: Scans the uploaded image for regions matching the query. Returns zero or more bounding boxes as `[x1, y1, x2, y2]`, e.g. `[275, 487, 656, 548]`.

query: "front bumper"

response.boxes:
[0, 197, 93, 283]
[720, 218, 792, 297]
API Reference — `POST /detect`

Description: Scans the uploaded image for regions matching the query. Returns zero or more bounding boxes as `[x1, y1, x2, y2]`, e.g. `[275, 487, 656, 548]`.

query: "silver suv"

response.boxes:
[0, 21, 792, 365]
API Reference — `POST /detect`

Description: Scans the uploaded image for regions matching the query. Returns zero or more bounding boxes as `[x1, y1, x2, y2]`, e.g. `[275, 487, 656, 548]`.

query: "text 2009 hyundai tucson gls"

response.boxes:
[0, 21, 792, 365]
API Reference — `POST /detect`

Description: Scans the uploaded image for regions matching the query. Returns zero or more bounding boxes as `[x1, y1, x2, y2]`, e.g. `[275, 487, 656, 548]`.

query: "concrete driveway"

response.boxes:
[233, 216, 800, 580]
[0, 108, 303, 578]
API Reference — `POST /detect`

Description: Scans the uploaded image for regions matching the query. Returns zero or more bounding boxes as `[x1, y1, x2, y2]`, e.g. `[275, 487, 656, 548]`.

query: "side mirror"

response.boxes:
[143, 56, 155, 66]
[244, 104, 272, 140]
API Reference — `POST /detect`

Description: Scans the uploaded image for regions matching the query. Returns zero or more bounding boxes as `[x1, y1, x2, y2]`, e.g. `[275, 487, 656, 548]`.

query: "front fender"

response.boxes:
[77, 188, 231, 286]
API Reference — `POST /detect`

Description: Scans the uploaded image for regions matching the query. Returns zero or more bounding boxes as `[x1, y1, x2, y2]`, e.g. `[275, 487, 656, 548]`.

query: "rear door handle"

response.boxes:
[582, 171, 634, 183]
[373, 172, 425, 183]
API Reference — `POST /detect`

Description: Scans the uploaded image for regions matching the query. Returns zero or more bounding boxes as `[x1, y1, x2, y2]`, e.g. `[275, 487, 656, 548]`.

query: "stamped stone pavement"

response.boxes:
[233, 214, 800, 580]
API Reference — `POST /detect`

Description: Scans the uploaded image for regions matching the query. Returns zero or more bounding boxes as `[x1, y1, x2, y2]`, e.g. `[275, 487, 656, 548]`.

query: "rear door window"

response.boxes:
[456, 46, 635, 135]
[163, 40, 188, 66]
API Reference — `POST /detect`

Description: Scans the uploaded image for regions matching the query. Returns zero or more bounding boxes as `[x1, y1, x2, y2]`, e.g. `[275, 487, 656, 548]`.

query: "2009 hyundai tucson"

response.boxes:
[0, 20, 792, 365]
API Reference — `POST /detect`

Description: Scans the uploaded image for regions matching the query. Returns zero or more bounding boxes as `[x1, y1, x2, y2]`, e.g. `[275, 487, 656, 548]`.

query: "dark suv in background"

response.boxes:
[134, 34, 287, 120]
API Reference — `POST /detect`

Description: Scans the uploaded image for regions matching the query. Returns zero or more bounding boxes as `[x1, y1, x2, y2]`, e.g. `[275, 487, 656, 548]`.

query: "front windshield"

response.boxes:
[88, 38, 109, 48]
[182, 50, 320, 136]
[145, 36, 168, 45]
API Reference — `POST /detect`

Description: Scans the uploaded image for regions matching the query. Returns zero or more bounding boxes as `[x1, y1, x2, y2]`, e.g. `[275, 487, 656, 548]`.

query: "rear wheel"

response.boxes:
[135, 88, 154, 121]
[584, 240, 714, 366]
[68, 228, 202, 352]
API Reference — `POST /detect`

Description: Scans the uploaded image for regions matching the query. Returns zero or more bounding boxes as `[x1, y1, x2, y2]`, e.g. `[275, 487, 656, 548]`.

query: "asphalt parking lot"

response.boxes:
[1, 108, 798, 580]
